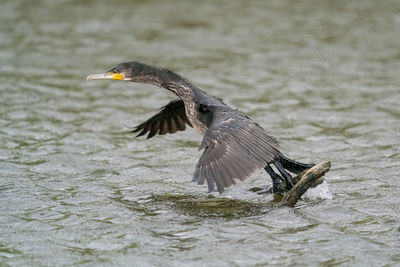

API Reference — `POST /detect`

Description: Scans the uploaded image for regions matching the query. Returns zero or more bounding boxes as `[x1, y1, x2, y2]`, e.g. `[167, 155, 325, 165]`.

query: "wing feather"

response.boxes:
[159, 120, 168, 135]
[193, 106, 279, 193]
[174, 115, 186, 131]
[148, 120, 160, 139]
[131, 99, 192, 138]
[168, 117, 177, 134]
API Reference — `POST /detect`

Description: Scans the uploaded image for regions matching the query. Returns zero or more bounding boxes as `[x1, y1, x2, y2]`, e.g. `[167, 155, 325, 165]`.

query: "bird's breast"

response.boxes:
[184, 102, 207, 135]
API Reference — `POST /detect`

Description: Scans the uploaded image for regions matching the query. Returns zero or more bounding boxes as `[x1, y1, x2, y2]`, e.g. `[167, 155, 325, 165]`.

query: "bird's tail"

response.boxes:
[278, 154, 315, 174]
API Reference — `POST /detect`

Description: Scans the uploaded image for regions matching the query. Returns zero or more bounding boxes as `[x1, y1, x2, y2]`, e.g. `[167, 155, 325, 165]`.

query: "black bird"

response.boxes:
[87, 62, 314, 194]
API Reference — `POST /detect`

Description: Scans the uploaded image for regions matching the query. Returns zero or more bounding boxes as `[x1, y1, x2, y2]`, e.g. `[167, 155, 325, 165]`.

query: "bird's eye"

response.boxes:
[113, 69, 118, 73]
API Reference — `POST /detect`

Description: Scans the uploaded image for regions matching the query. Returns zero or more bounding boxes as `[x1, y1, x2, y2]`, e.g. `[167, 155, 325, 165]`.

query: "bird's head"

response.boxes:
[86, 61, 148, 82]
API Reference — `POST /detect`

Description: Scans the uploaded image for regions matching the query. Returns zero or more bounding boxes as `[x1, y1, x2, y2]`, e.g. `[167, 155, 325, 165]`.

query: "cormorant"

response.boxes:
[87, 62, 314, 194]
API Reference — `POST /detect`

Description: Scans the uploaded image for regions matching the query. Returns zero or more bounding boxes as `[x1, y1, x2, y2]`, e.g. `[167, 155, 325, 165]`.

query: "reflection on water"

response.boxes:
[133, 194, 272, 218]
[1, 0, 400, 266]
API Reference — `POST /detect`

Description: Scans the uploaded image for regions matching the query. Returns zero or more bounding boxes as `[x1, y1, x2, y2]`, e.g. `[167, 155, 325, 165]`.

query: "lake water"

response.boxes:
[1, 0, 399, 266]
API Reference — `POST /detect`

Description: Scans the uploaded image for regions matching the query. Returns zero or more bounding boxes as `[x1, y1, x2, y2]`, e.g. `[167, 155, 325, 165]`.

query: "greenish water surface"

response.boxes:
[1, 0, 399, 266]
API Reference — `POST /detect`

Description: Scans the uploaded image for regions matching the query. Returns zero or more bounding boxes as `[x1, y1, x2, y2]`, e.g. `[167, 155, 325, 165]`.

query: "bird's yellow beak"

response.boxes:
[86, 72, 124, 81]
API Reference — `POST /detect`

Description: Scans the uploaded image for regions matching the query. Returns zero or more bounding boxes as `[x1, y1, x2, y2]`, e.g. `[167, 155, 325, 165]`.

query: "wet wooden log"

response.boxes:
[280, 161, 331, 208]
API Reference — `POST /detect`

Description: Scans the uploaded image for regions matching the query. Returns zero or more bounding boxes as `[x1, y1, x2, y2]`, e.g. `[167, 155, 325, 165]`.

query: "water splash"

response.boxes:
[304, 181, 333, 200]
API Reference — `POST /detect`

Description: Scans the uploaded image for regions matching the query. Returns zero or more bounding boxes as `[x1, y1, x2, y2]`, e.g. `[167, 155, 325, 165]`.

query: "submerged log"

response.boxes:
[280, 161, 331, 207]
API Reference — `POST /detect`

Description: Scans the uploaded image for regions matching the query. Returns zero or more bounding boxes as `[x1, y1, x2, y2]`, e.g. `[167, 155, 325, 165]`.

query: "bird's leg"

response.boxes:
[278, 154, 315, 173]
[274, 161, 294, 190]
[264, 164, 284, 194]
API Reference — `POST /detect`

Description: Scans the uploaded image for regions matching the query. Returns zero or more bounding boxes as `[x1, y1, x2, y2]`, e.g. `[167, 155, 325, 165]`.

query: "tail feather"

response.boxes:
[278, 154, 315, 174]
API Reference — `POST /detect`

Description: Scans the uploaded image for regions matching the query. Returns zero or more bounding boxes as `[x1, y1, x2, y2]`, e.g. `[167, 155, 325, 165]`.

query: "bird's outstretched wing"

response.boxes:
[192, 105, 280, 193]
[131, 99, 192, 139]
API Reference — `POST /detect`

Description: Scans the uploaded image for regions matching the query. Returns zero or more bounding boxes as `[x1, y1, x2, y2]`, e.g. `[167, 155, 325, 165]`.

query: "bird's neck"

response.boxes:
[162, 79, 197, 103]
[134, 66, 198, 103]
